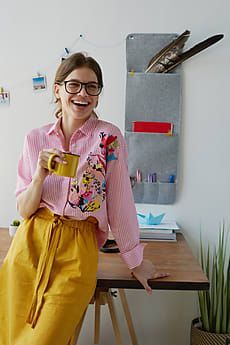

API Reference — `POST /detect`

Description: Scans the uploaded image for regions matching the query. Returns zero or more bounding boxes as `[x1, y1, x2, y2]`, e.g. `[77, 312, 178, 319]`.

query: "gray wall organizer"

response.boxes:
[125, 33, 182, 204]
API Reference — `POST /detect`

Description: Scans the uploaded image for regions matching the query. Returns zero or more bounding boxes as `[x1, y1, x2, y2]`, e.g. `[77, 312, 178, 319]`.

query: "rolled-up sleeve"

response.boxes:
[105, 129, 144, 269]
[15, 135, 32, 197]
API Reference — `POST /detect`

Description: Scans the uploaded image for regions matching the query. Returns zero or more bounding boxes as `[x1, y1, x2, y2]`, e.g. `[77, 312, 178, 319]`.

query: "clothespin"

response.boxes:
[61, 47, 70, 61]
[130, 69, 135, 76]
[165, 129, 173, 136]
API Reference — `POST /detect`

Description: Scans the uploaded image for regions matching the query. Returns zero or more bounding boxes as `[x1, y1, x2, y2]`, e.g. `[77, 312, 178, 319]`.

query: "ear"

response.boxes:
[54, 84, 60, 99]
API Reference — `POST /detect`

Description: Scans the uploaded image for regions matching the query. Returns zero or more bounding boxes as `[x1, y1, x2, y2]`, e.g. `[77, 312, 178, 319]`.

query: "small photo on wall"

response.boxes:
[0, 91, 10, 105]
[32, 76, 47, 91]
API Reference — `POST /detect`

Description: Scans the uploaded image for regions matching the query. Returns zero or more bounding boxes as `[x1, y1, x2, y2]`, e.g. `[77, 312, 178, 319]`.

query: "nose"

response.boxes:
[77, 85, 88, 96]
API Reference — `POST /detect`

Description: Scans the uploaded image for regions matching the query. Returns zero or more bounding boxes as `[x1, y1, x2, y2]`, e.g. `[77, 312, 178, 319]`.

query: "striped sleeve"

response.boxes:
[105, 129, 144, 269]
[15, 135, 33, 197]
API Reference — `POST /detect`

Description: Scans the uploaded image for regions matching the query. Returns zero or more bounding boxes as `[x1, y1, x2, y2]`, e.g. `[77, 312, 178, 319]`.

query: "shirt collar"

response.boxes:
[47, 117, 62, 136]
[47, 113, 98, 137]
[79, 113, 98, 136]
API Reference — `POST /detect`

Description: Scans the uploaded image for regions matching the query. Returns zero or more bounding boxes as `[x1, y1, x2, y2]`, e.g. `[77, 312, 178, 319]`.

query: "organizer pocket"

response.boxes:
[133, 182, 176, 204]
[126, 33, 178, 73]
[125, 73, 181, 134]
[125, 131, 178, 177]
[126, 131, 178, 204]
[158, 182, 176, 204]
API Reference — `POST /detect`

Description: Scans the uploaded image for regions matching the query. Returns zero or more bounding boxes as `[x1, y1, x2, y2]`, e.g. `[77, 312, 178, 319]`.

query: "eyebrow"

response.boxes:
[66, 79, 98, 84]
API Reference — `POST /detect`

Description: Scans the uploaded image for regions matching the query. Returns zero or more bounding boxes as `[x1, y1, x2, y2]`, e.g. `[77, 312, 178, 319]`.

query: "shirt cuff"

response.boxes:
[120, 243, 145, 269]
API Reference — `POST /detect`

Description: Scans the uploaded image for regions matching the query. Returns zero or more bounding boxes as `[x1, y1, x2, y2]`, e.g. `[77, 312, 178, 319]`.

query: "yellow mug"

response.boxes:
[47, 152, 80, 178]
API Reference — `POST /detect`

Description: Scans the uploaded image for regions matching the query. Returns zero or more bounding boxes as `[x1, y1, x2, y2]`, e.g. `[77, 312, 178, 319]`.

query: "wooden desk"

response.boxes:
[97, 233, 209, 291]
[0, 229, 209, 345]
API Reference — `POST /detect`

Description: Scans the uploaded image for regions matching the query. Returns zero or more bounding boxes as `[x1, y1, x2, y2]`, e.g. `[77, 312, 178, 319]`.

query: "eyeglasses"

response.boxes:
[60, 80, 103, 96]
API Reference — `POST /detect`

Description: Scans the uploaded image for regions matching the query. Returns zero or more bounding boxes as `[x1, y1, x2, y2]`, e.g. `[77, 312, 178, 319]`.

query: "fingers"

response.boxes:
[34, 148, 67, 181]
[152, 272, 170, 279]
[133, 273, 152, 295]
[37, 151, 50, 170]
[131, 268, 170, 295]
[138, 272, 169, 294]
[131, 259, 169, 295]
[142, 280, 152, 295]
[46, 149, 66, 164]
[131, 270, 152, 294]
[143, 272, 169, 294]
[38, 149, 66, 170]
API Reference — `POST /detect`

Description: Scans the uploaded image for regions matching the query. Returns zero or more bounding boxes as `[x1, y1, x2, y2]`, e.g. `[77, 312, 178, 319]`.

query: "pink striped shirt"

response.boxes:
[16, 115, 144, 269]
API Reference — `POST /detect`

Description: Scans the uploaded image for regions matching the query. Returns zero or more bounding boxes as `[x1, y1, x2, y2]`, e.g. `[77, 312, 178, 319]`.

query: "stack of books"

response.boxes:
[139, 221, 180, 242]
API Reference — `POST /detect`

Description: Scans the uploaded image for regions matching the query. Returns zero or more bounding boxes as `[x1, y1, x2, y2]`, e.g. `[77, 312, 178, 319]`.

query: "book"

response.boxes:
[140, 231, 177, 242]
[139, 221, 179, 242]
[140, 228, 173, 234]
[139, 221, 180, 231]
[132, 121, 173, 134]
[141, 237, 177, 242]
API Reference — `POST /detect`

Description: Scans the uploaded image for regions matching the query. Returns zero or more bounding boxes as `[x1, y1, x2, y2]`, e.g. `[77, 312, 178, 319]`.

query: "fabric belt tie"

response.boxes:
[26, 216, 62, 328]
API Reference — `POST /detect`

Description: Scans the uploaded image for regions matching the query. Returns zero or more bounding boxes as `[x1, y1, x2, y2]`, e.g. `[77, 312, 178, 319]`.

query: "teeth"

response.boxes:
[72, 100, 89, 105]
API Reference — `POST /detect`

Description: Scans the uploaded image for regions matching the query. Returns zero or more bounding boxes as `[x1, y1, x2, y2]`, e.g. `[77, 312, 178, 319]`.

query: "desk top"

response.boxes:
[0, 228, 209, 291]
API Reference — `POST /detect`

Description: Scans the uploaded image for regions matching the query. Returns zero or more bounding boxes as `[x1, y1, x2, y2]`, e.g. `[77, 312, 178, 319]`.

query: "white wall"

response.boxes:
[0, 0, 229, 344]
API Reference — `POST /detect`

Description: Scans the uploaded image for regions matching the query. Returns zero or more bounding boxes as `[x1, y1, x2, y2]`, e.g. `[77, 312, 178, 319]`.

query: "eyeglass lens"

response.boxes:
[65, 81, 101, 96]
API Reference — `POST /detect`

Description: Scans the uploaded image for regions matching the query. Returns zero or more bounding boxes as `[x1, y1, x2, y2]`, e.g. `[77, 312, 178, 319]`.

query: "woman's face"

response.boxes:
[55, 67, 99, 122]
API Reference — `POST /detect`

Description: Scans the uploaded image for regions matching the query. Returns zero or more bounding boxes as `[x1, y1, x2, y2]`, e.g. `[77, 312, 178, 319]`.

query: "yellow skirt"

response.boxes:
[0, 208, 98, 345]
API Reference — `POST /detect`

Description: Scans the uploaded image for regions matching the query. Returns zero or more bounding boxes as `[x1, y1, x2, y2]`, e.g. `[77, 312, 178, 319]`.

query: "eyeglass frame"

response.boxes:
[57, 80, 103, 96]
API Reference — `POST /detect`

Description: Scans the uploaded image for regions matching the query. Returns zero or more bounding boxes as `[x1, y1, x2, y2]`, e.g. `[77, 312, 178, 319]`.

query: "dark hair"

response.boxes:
[53, 52, 103, 118]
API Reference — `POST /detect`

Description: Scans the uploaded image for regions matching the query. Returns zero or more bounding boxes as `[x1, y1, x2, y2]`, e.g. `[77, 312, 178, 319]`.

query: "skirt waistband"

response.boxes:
[35, 207, 98, 229]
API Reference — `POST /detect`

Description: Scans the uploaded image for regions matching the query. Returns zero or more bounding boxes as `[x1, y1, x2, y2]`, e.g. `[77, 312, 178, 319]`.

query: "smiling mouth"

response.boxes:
[72, 100, 89, 107]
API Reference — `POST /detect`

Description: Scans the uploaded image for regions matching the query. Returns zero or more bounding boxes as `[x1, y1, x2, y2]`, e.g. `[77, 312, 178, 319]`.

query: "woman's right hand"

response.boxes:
[33, 148, 66, 182]
[17, 148, 66, 219]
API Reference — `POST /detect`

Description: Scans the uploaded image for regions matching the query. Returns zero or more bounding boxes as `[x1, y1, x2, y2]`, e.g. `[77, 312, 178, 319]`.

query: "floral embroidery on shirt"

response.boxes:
[99, 132, 119, 162]
[68, 153, 106, 213]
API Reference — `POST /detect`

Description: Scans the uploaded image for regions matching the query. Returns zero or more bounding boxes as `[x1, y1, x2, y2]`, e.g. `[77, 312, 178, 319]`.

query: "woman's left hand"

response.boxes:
[131, 259, 169, 294]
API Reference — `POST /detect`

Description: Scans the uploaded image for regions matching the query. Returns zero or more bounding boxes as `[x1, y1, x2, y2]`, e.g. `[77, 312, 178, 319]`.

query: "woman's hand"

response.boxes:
[33, 148, 66, 181]
[17, 148, 67, 219]
[131, 259, 169, 294]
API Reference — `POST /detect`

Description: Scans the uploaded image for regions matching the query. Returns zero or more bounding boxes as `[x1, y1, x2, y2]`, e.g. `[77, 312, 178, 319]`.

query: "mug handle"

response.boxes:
[47, 153, 59, 172]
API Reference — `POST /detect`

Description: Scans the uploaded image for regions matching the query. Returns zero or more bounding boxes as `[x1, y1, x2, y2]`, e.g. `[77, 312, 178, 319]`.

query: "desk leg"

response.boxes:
[106, 290, 123, 345]
[118, 289, 139, 345]
[94, 290, 101, 344]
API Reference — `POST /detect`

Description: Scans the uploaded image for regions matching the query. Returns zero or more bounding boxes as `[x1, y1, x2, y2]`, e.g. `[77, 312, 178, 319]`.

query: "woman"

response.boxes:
[0, 52, 168, 345]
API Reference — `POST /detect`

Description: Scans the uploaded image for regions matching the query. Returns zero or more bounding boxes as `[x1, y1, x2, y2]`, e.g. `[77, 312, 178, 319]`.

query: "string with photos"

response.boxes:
[76, 33, 125, 49]
[1, 33, 126, 95]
